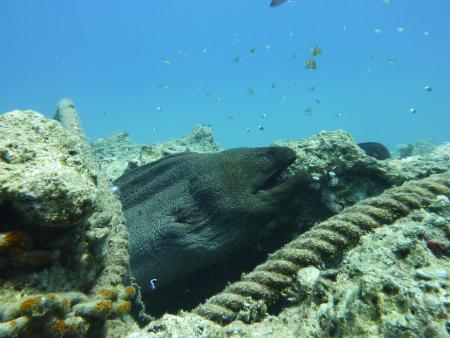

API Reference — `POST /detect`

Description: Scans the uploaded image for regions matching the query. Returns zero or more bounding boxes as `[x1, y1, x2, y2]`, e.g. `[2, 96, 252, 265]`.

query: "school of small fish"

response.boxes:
[147, 0, 434, 134]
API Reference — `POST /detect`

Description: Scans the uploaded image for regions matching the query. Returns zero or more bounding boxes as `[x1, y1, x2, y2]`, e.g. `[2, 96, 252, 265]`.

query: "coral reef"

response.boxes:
[92, 125, 221, 181]
[1, 99, 448, 337]
[91, 132, 141, 182]
[275, 130, 395, 222]
[0, 102, 135, 337]
[390, 142, 450, 181]
[138, 124, 220, 165]
[396, 139, 437, 159]
[0, 110, 97, 229]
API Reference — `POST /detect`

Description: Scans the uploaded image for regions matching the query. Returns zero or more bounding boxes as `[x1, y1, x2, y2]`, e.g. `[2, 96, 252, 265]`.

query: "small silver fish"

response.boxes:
[161, 57, 171, 65]
[387, 58, 396, 65]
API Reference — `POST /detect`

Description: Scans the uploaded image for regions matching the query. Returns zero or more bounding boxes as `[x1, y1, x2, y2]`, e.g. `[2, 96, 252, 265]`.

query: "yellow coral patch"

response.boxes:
[62, 298, 70, 310]
[50, 319, 72, 336]
[124, 286, 136, 299]
[19, 297, 41, 311]
[95, 300, 112, 314]
[116, 301, 131, 315]
[0, 231, 27, 253]
[98, 288, 117, 300]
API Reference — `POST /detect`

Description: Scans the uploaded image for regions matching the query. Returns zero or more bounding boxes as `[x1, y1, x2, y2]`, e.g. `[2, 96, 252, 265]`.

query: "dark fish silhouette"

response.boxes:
[114, 147, 310, 292]
[358, 142, 391, 160]
[270, 0, 289, 7]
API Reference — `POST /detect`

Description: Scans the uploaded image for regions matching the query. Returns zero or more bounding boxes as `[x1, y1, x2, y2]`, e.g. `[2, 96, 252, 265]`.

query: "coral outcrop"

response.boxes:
[92, 125, 221, 181]
[0, 101, 135, 337]
[91, 132, 141, 183]
[0, 110, 97, 229]
[390, 142, 450, 181]
[1, 99, 448, 338]
[275, 130, 395, 216]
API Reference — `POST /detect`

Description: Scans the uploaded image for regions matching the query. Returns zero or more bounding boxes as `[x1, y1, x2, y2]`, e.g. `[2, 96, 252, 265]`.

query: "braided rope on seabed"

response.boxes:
[193, 172, 450, 325]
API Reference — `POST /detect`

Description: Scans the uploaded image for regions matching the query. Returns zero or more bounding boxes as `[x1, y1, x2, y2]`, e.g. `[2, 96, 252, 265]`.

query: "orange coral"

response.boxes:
[95, 300, 112, 315]
[97, 288, 118, 300]
[61, 298, 70, 310]
[50, 320, 67, 335]
[0, 231, 28, 253]
[124, 286, 136, 299]
[115, 301, 131, 315]
[49, 319, 77, 337]
[19, 297, 41, 311]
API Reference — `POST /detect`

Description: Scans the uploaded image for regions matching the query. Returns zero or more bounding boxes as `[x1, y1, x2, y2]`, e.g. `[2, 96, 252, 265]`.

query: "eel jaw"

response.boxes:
[254, 166, 289, 194]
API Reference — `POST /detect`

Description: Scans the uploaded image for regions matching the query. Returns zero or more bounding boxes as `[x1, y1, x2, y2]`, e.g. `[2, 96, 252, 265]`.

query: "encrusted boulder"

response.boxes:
[92, 132, 141, 182]
[389, 142, 450, 181]
[92, 124, 221, 181]
[0, 104, 135, 338]
[0, 110, 98, 228]
[274, 130, 394, 217]
[138, 124, 220, 165]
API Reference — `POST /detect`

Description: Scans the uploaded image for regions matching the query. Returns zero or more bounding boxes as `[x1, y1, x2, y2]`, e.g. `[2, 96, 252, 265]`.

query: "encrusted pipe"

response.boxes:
[193, 172, 450, 324]
[53, 98, 86, 142]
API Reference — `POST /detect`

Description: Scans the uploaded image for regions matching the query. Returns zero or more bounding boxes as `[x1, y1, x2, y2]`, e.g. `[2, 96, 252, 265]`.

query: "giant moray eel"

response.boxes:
[114, 147, 309, 293]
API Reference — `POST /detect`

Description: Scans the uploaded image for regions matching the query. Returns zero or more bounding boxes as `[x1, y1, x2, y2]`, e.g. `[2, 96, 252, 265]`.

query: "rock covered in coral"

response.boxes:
[92, 132, 141, 182]
[138, 124, 220, 166]
[389, 142, 450, 181]
[285, 193, 450, 337]
[274, 130, 394, 217]
[0, 106, 135, 337]
[396, 139, 437, 159]
[92, 125, 221, 181]
[0, 110, 98, 228]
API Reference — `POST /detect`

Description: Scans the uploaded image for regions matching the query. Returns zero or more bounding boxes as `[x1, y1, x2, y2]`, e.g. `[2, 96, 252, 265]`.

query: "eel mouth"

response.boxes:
[254, 165, 291, 194]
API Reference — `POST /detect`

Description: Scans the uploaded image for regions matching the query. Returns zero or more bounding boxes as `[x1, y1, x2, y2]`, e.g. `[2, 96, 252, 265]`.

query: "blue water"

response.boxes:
[1, 0, 449, 150]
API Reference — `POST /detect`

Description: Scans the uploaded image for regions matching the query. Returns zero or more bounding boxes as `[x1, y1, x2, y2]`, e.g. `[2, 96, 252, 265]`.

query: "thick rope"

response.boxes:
[193, 172, 450, 324]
